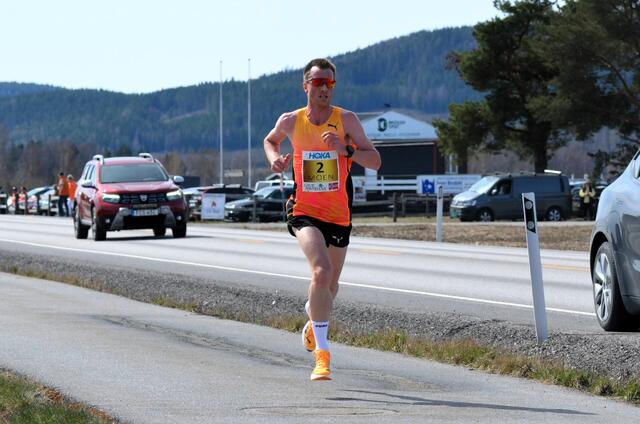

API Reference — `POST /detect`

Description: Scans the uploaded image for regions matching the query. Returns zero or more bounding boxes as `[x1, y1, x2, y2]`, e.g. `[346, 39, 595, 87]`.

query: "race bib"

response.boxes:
[302, 150, 339, 192]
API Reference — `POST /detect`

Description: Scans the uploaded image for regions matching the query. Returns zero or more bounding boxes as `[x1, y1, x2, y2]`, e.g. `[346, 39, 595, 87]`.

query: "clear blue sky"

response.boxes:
[0, 1, 500, 94]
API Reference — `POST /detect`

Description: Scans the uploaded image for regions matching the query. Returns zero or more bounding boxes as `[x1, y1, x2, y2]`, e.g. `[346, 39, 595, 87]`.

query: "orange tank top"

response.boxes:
[289, 107, 352, 226]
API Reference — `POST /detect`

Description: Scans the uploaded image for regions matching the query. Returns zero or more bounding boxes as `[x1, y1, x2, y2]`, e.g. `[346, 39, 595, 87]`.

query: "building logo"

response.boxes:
[377, 118, 388, 132]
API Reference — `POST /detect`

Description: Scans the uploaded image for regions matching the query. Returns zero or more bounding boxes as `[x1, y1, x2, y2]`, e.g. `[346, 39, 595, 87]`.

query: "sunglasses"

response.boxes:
[306, 78, 336, 89]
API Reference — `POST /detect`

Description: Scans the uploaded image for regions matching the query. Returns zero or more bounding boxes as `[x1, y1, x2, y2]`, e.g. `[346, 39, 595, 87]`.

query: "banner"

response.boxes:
[417, 175, 481, 195]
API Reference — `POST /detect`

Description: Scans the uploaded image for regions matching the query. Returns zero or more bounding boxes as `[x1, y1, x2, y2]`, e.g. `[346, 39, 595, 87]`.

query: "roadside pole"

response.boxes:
[280, 173, 286, 222]
[436, 184, 444, 242]
[522, 193, 548, 343]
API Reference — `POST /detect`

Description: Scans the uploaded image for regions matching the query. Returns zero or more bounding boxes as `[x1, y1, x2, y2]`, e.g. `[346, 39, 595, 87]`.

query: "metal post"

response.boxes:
[252, 195, 257, 223]
[392, 192, 397, 222]
[247, 58, 252, 189]
[280, 173, 286, 222]
[219, 60, 224, 184]
[436, 185, 444, 242]
[522, 193, 548, 343]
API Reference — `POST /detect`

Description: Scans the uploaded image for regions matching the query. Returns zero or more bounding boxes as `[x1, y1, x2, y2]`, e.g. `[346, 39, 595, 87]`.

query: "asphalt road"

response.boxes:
[1, 273, 638, 423]
[0, 215, 597, 332]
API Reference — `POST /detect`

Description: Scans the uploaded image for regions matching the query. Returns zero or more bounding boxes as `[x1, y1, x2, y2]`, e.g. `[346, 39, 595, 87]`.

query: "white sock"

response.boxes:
[304, 300, 310, 318]
[312, 321, 329, 351]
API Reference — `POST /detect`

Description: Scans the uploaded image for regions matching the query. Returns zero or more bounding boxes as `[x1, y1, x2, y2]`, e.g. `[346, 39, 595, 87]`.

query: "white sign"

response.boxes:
[362, 111, 437, 140]
[417, 175, 482, 195]
[201, 193, 225, 220]
[224, 169, 244, 178]
[352, 176, 367, 203]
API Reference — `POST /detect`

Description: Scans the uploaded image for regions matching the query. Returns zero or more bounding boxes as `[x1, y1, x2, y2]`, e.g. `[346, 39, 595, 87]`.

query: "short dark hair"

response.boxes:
[303, 58, 336, 81]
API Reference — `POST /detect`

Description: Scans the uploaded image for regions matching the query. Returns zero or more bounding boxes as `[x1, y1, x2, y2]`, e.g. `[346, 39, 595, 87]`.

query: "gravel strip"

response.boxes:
[1, 248, 639, 384]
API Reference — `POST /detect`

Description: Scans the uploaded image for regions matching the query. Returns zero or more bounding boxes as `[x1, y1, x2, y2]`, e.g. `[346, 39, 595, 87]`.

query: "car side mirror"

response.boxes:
[490, 187, 498, 196]
[172, 175, 184, 186]
[81, 180, 95, 188]
[634, 159, 640, 179]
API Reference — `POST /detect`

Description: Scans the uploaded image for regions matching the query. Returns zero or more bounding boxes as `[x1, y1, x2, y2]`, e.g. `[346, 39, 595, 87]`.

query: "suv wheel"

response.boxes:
[476, 208, 494, 222]
[74, 207, 89, 239]
[153, 226, 166, 237]
[172, 222, 187, 238]
[592, 242, 637, 330]
[91, 207, 107, 241]
[546, 206, 563, 221]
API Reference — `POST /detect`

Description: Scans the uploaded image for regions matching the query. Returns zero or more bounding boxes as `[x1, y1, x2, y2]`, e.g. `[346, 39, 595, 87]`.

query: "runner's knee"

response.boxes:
[310, 264, 333, 288]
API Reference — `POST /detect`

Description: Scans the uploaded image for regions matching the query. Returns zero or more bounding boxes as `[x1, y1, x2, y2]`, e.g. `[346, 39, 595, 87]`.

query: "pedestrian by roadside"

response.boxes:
[264, 58, 381, 381]
[56, 172, 70, 217]
[10, 187, 18, 214]
[579, 180, 596, 221]
[19, 186, 28, 215]
[67, 174, 77, 216]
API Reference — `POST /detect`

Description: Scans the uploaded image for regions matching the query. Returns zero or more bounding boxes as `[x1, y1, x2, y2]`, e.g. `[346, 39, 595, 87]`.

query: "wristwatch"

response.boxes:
[345, 144, 355, 158]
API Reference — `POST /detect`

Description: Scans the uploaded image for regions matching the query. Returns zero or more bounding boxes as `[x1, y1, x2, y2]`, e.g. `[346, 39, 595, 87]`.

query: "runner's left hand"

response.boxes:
[321, 131, 345, 155]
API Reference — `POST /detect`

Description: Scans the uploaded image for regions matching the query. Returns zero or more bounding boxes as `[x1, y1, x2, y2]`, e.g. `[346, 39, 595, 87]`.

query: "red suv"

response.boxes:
[74, 153, 187, 240]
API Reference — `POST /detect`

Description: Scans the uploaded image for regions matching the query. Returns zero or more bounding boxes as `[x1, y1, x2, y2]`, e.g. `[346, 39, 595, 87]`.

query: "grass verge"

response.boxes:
[5, 268, 639, 408]
[0, 369, 115, 423]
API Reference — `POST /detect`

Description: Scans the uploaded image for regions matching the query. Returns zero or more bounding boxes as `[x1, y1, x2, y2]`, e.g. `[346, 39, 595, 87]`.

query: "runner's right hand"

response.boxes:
[271, 153, 291, 173]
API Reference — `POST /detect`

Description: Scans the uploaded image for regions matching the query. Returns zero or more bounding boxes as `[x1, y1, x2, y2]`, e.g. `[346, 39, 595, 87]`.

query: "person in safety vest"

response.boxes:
[56, 172, 70, 217]
[67, 174, 77, 216]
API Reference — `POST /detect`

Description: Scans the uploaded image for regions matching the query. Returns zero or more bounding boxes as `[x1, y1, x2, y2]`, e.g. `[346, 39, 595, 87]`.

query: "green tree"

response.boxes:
[540, 0, 640, 171]
[433, 101, 493, 173]
[436, 1, 566, 173]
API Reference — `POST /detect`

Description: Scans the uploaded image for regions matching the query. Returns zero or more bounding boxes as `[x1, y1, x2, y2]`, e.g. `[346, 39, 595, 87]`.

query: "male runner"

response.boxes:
[264, 58, 381, 380]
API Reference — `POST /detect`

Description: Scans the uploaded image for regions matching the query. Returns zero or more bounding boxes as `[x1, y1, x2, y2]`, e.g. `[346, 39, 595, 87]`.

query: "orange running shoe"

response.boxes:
[310, 349, 331, 381]
[302, 320, 316, 352]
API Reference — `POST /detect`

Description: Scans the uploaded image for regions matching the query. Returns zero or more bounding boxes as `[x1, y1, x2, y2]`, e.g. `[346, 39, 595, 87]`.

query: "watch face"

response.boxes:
[346, 145, 354, 157]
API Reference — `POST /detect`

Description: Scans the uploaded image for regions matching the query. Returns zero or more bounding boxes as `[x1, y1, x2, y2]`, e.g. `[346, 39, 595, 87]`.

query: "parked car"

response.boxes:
[184, 184, 255, 220]
[37, 187, 59, 215]
[225, 186, 294, 222]
[26, 186, 53, 214]
[589, 151, 640, 331]
[74, 153, 187, 240]
[449, 172, 572, 222]
[569, 179, 608, 218]
[254, 179, 294, 192]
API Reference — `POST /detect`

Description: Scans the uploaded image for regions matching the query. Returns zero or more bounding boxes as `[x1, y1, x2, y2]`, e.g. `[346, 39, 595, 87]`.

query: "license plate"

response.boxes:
[450, 208, 459, 218]
[131, 209, 159, 217]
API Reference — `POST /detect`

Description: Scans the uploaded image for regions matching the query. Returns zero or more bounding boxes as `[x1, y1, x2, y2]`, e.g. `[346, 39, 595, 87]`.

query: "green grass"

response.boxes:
[0, 370, 113, 423]
[4, 267, 640, 408]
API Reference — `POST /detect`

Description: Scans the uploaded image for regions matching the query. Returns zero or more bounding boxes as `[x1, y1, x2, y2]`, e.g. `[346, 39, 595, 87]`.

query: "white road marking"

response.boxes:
[0, 238, 595, 317]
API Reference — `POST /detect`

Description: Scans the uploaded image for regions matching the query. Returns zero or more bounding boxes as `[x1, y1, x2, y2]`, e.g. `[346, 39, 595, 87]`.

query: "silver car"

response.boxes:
[590, 150, 640, 330]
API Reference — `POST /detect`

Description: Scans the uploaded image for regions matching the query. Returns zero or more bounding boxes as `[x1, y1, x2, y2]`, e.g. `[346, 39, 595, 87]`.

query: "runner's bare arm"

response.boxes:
[264, 112, 295, 173]
[342, 111, 381, 170]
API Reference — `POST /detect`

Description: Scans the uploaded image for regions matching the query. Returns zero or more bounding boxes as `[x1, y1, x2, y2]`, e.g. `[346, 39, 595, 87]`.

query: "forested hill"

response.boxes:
[0, 26, 480, 153]
[0, 82, 60, 98]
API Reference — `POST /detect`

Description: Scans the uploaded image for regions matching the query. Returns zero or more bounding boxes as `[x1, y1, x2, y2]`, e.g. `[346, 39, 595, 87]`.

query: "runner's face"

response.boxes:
[304, 66, 334, 107]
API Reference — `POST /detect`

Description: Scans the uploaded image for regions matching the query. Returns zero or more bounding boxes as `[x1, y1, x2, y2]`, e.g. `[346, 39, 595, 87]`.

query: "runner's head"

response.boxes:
[303, 58, 336, 82]
[303, 58, 336, 107]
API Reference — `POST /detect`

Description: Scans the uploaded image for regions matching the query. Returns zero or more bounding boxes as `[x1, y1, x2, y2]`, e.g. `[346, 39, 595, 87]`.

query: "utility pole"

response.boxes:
[219, 60, 224, 184]
[248, 58, 252, 189]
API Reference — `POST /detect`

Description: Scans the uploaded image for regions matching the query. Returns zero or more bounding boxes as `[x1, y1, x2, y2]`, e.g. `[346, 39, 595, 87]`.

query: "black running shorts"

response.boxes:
[287, 215, 351, 248]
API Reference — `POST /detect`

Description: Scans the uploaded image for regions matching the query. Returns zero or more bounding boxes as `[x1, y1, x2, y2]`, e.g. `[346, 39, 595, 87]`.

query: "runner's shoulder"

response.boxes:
[276, 110, 298, 133]
[339, 109, 359, 124]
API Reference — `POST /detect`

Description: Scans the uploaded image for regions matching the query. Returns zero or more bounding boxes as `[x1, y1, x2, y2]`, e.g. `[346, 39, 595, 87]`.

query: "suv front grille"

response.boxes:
[120, 193, 167, 204]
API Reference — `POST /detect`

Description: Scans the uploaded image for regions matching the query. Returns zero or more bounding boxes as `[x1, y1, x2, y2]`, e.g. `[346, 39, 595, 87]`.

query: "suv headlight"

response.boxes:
[102, 193, 120, 203]
[166, 190, 183, 201]
[458, 199, 477, 207]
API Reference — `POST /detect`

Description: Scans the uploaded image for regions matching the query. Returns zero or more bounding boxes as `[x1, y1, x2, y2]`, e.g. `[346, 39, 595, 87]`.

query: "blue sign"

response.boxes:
[422, 179, 435, 194]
